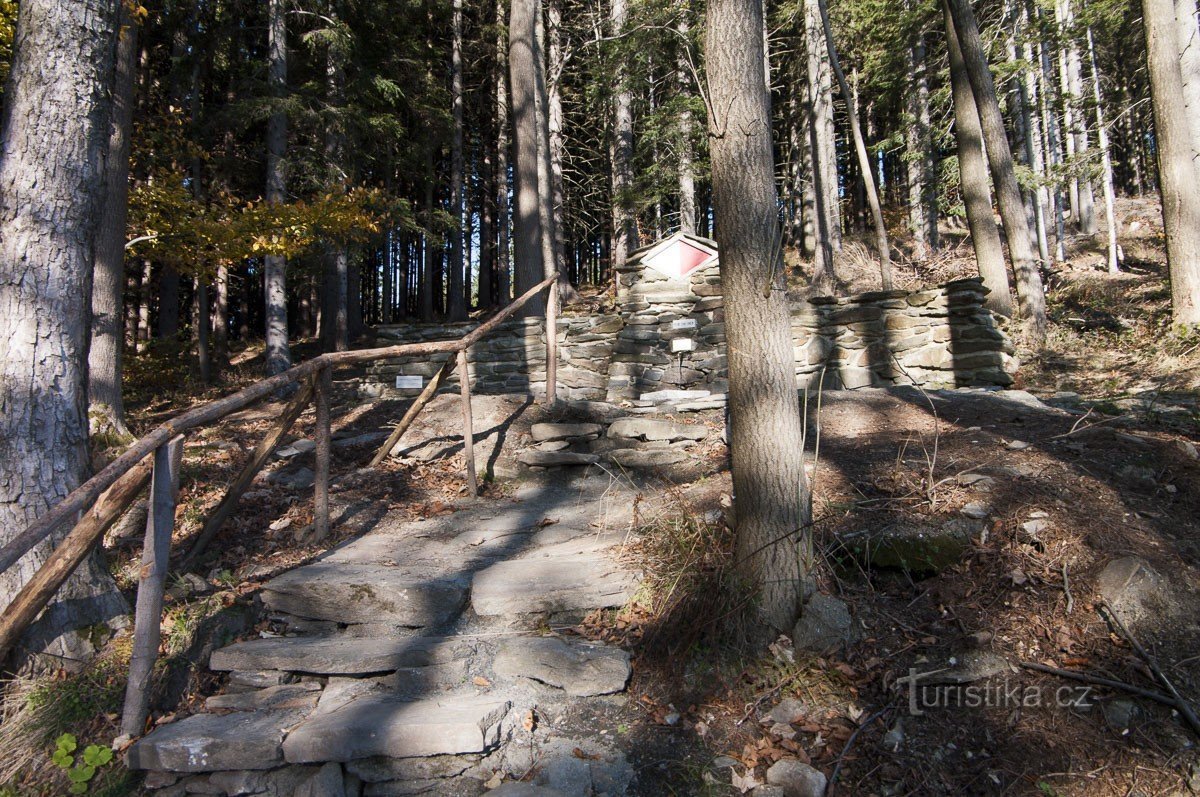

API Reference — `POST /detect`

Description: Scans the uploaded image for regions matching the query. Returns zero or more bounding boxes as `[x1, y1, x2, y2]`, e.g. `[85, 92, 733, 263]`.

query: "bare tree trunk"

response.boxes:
[540, 0, 577, 302]
[1145, 0, 1200, 324]
[496, 1, 513, 304]
[1056, 0, 1098, 234]
[1175, 0, 1200, 158]
[907, 35, 937, 259]
[1036, 14, 1069, 261]
[1086, 26, 1122, 272]
[264, 0, 291, 375]
[946, 0, 1048, 341]
[707, 0, 810, 634]
[0, 0, 128, 669]
[1010, 0, 1052, 263]
[677, 2, 697, 235]
[420, 170, 437, 321]
[213, 265, 229, 365]
[89, 3, 138, 438]
[610, 0, 638, 270]
[804, 0, 842, 256]
[945, 1, 1012, 316]
[816, 0, 892, 287]
[448, 0, 468, 321]
[509, 0, 547, 314]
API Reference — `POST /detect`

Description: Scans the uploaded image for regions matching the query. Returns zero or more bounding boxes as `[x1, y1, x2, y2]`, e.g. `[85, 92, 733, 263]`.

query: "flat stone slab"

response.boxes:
[205, 682, 322, 712]
[608, 448, 688, 468]
[282, 694, 511, 762]
[211, 635, 470, 675]
[126, 707, 310, 772]
[607, 418, 707, 442]
[517, 451, 601, 467]
[530, 423, 604, 442]
[493, 636, 631, 696]
[260, 562, 467, 626]
[472, 554, 640, 615]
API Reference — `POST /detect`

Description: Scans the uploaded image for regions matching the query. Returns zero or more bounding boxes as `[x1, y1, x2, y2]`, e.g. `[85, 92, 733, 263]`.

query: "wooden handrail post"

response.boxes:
[545, 280, 558, 406]
[313, 368, 332, 541]
[458, 349, 478, 496]
[121, 436, 183, 738]
[369, 355, 457, 467]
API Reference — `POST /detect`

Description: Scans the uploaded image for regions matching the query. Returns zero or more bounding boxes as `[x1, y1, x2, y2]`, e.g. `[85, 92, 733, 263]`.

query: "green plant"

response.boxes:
[50, 734, 115, 794]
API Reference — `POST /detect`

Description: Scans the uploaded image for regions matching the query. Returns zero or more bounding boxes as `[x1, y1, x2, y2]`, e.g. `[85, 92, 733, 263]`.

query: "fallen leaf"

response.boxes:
[472, 676, 492, 688]
[522, 710, 537, 732]
[731, 768, 760, 793]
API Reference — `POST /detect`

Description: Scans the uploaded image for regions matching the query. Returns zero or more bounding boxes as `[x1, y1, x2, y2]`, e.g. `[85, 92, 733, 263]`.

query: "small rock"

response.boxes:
[1018, 519, 1049, 546]
[791, 593, 853, 654]
[959, 501, 990, 519]
[751, 787, 787, 797]
[1005, 440, 1030, 450]
[765, 759, 827, 797]
[1101, 698, 1139, 732]
[266, 467, 315, 490]
[1174, 440, 1198, 461]
[769, 723, 797, 740]
[276, 439, 317, 458]
[766, 699, 807, 725]
[882, 719, 904, 752]
[296, 763, 345, 797]
[536, 441, 571, 452]
[1095, 556, 1165, 625]
[1117, 464, 1158, 491]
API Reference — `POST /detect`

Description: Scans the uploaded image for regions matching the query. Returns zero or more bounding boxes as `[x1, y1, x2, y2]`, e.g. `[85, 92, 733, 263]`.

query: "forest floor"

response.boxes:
[3, 198, 1199, 796]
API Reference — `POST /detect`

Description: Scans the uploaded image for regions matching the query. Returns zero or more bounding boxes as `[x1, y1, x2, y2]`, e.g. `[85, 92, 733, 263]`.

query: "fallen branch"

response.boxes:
[1019, 661, 1177, 706]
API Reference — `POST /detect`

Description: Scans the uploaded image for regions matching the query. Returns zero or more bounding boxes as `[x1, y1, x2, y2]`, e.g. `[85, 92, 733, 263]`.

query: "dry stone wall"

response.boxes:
[363, 266, 1015, 403]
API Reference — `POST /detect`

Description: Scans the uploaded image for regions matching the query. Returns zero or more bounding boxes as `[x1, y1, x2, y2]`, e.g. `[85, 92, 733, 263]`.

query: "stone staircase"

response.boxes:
[128, 477, 645, 796]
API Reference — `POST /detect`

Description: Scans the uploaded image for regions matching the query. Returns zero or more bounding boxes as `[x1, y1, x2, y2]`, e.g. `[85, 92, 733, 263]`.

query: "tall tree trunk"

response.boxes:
[1036, 14, 1069, 261]
[89, 3, 138, 438]
[1175, 0, 1200, 158]
[264, 0, 291, 375]
[158, 266, 181, 339]
[707, 0, 810, 634]
[945, 0, 1048, 341]
[677, 2, 697, 235]
[1012, 2, 1052, 263]
[945, 0, 1013, 316]
[804, 0, 842, 255]
[0, 0, 128, 668]
[447, 0, 468, 321]
[907, 35, 938, 259]
[509, 0, 547, 314]
[610, 0, 638, 271]
[214, 265, 229, 363]
[816, 0, 892, 287]
[1145, 0, 1200, 324]
[496, 0, 513, 304]
[1086, 25, 1121, 272]
[323, 14, 350, 349]
[1056, 0, 1098, 234]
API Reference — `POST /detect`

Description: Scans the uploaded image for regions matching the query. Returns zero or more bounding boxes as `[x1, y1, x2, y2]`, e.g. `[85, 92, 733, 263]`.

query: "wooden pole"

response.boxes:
[369, 355, 457, 467]
[313, 368, 332, 541]
[458, 349, 477, 495]
[545, 280, 558, 405]
[121, 436, 183, 738]
[0, 457, 152, 664]
[181, 379, 314, 568]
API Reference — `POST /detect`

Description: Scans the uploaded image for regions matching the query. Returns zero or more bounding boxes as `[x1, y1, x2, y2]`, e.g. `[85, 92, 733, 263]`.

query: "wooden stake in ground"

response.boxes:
[314, 368, 332, 541]
[0, 456, 152, 664]
[458, 350, 478, 495]
[182, 379, 314, 568]
[121, 436, 183, 738]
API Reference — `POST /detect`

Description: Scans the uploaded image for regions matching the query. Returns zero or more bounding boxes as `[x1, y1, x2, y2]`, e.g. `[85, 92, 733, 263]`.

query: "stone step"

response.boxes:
[471, 554, 640, 616]
[210, 635, 471, 676]
[493, 636, 631, 696]
[260, 562, 467, 626]
[282, 693, 511, 763]
[126, 706, 312, 773]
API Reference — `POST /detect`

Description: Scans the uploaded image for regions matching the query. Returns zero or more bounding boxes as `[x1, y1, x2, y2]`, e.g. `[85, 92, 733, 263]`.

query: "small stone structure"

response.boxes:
[363, 233, 1015, 403]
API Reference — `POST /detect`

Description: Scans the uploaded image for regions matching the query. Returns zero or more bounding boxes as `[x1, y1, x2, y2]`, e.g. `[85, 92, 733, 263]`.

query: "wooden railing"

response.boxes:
[0, 274, 559, 739]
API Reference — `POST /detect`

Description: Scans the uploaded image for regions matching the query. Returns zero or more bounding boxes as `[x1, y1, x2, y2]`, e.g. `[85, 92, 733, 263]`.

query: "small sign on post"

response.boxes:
[395, 375, 423, 390]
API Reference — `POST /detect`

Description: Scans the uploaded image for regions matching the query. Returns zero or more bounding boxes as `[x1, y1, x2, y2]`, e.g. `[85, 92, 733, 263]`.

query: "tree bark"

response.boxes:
[1056, 0, 1098, 234]
[448, 0, 468, 321]
[944, 0, 1013, 316]
[264, 0, 291, 376]
[1144, 0, 1200, 324]
[945, 0, 1047, 341]
[496, 0, 513, 304]
[906, 35, 937, 260]
[706, 0, 810, 633]
[89, 3, 139, 438]
[1086, 25, 1122, 272]
[804, 0, 842, 255]
[610, 0, 638, 270]
[509, 0, 547, 315]
[0, 0, 129, 669]
[1175, 0, 1200, 158]
[677, 2, 697, 234]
